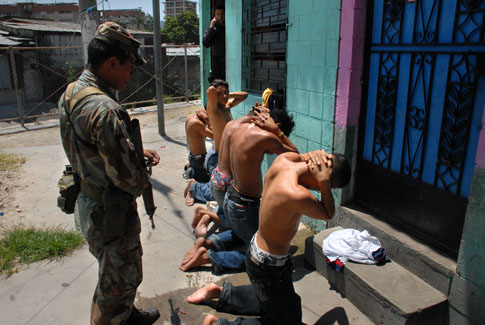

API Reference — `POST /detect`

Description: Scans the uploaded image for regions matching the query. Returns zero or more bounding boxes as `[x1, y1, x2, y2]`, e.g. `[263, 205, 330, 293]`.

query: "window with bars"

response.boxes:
[242, 0, 287, 93]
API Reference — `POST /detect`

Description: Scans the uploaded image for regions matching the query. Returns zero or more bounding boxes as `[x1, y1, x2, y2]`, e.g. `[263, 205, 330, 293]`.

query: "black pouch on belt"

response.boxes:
[57, 165, 80, 214]
[102, 184, 132, 237]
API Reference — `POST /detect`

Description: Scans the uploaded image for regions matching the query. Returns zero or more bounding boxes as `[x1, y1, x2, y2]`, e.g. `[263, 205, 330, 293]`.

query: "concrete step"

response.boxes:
[305, 226, 449, 325]
[329, 205, 456, 295]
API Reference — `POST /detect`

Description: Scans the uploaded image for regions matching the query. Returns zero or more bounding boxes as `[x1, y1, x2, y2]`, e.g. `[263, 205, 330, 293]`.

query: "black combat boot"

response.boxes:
[126, 306, 160, 325]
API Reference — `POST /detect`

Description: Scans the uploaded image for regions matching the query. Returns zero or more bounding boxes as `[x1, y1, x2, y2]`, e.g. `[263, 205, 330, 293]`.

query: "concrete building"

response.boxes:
[199, 0, 485, 323]
[165, 0, 196, 18]
[0, 18, 153, 119]
[100, 9, 145, 30]
[0, 2, 79, 23]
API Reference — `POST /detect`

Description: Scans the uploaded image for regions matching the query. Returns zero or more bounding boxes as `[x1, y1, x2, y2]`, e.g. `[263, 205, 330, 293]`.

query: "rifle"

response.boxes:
[131, 118, 157, 229]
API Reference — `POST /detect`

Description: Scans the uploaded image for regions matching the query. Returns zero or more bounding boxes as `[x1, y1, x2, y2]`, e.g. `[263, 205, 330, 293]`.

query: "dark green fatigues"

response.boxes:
[59, 70, 148, 324]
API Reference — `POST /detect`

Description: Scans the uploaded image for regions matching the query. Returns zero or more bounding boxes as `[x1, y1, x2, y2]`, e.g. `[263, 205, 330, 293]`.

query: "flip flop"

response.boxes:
[185, 192, 195, 206]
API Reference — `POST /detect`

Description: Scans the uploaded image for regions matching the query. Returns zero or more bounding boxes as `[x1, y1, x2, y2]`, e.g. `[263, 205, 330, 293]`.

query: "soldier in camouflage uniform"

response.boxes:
[59, 22, 161, 325]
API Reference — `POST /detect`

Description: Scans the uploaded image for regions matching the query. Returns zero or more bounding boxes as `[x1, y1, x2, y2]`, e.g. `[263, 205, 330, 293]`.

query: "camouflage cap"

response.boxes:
[94, 21, 146, 66]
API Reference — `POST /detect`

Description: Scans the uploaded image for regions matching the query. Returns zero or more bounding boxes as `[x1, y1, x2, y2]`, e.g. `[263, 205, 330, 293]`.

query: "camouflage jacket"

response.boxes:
[59, 70, 148, 198]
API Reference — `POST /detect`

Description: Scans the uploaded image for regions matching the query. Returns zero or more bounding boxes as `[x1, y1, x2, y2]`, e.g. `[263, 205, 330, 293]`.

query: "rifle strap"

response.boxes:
[63, 82, 105, 149]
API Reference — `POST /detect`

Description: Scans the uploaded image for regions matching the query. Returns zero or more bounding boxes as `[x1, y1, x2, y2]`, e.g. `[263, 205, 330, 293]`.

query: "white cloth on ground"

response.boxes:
[322, 228, 385, 264]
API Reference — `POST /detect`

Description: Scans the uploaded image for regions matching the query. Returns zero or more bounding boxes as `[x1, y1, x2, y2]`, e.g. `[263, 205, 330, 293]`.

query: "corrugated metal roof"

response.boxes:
[0, 34, 21, 46]
[0, 18, 154, 36]
[0, 18, 80, 32]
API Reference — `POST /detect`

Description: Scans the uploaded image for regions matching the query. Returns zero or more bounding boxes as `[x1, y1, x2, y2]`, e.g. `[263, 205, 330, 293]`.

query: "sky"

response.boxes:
[0, 0, 200, 19]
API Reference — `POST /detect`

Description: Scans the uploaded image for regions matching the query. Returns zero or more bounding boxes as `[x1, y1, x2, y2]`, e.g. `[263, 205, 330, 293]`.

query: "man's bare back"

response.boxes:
[217, 113, 254, 175]
[230, 113, 298, 197]
[256, 151, 344, 256]
[185, 109, 213, 155]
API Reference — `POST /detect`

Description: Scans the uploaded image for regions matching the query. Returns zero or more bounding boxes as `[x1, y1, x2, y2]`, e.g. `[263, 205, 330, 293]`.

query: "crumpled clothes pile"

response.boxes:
[322, 228, 391, 272]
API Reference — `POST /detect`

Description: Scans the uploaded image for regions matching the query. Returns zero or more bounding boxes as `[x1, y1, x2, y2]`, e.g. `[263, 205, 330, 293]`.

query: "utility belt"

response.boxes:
[79, 180, 103, 204]
[81, 180, 136, 237]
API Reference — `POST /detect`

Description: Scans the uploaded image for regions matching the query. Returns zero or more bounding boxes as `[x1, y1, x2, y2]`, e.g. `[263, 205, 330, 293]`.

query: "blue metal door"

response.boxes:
[358, 0, 485, 256]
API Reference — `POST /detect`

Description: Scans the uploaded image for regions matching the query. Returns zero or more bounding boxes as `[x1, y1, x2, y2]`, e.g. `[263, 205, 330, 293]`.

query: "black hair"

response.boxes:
[330, 153, 351, 188]
[269, 109, 295, 137]
[268, 92, 285, 110]
[210, 79, 229, 90]
[87, 38, 129, 71]
[215, 4, 225, 11]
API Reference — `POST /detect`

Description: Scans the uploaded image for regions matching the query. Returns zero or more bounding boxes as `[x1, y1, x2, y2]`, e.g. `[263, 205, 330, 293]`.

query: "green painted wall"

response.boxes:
[225, 0, 243, 95]
[286, 0, 342, 232]
[215, 0, 342, 232]
[199, 0, 211, 105]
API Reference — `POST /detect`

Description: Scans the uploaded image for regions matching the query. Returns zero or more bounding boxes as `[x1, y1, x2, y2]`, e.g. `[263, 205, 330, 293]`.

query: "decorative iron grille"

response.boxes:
[367, 0, 485, 197]
[242, 0, 287, 93]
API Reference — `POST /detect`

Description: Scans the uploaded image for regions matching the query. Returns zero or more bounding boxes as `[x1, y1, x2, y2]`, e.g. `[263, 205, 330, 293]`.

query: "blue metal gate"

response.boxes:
[358, 0, 485, 256]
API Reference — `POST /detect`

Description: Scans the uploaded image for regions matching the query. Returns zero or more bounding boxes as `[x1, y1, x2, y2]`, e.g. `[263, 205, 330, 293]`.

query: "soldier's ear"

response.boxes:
[107, 57, 117, 69]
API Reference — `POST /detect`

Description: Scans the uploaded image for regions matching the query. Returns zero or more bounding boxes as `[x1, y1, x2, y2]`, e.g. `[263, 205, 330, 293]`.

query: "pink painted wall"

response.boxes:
[335, 0, 367, 128]
[476, 105, 485, 167]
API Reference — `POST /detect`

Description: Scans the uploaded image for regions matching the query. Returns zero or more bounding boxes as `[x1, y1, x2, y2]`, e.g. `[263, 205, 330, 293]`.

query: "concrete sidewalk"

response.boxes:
[0, 104, 371, 324]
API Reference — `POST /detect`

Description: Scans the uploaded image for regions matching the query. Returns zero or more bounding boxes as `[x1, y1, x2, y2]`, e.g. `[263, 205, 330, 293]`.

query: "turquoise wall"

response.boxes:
[199, 0, 211, 105]
[286, 0, 342, 231]
[286, 0, 341, 156]
[219, 0, 342, 232]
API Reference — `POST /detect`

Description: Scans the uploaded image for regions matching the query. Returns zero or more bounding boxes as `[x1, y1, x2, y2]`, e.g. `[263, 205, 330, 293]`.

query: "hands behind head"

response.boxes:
[252, 102, 270, 114]
[143, 149, 160, 166]
[207, 85, 217, 96]
[250, 110, 280, 134]
[196, 108, 210, 126]
[305, 150, 333, 183]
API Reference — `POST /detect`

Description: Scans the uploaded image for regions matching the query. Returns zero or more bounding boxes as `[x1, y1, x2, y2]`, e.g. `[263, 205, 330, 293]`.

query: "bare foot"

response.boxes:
[194, 214, 211, 238]
[192, 206, 209, 229]
[181, 237, 206, 266]
[184, 179, 195, 197]
[187, 283, 223, 304]
[184, 179, 196, 206]
[203, 314, 218, 325]
[179, 247, 209, 271]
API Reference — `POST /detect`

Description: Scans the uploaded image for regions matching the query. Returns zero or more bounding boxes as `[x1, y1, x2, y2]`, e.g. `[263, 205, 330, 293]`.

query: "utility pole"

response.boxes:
[79, 0, 99, 66]
[153, 0, 165, 136]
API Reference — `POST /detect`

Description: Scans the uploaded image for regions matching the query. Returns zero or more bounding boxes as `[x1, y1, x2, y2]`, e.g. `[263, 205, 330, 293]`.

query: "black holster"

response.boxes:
[102, 184, 133, 237]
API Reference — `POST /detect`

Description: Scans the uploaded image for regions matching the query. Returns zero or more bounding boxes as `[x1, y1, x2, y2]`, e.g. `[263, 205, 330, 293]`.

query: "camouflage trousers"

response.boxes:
[78, 194, 143, 325]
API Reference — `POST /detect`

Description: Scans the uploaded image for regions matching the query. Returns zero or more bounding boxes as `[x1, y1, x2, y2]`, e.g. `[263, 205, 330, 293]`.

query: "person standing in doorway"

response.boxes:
[203, 4, 225, 82]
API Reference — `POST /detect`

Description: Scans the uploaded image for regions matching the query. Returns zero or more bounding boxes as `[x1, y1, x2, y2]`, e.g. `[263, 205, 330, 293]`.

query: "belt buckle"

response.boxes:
[250, 255, 261, 265]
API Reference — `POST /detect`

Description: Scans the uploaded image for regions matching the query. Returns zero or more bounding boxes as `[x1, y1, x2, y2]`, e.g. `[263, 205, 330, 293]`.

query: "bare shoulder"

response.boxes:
[186, 115, 201, 127]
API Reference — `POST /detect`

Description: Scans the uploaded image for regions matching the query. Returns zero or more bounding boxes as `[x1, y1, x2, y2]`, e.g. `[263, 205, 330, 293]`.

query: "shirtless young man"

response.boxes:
[205, 79, 248, 173]
[180, 109, 298, 273]
[188, 150, 351, 325]
[188, 105, 272, 237]
[191, 107, 265, 238]
[184, 108, 213, 183]
[184, 80, 247, 205]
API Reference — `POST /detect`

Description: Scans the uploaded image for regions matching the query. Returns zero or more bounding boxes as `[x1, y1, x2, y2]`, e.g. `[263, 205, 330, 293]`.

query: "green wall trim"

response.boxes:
[199, 0, 211, 105]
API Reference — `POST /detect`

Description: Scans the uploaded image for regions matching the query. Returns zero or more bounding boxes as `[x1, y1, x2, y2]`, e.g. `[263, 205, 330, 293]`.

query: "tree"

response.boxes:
[144, 14, 154, 32]
[162, 11, 199, 44]
[131, 12, 145, 30]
